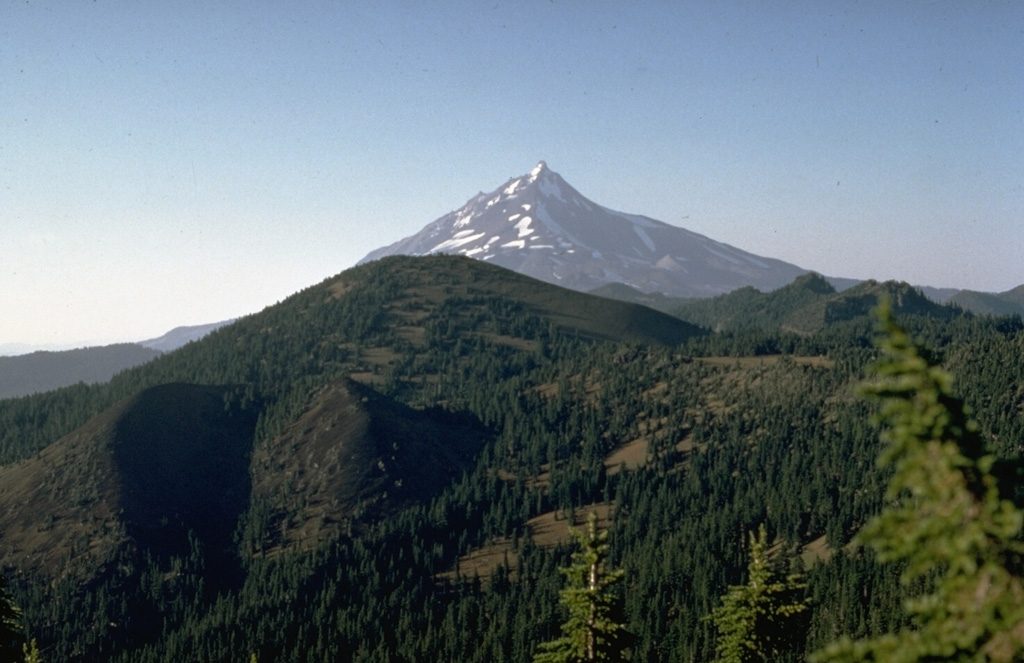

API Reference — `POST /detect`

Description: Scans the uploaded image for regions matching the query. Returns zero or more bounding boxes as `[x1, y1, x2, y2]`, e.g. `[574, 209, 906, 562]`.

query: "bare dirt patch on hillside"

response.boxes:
[436, 504, 612, 585]
[604, 437, 649, 474]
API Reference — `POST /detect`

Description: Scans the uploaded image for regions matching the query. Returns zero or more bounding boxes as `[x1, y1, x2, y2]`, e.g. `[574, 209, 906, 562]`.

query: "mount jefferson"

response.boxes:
[360, 161, 808, 298]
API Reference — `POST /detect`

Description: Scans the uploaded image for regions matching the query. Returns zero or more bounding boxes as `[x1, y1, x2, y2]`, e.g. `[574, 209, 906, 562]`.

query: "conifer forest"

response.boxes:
[1, 255, 1023, 662]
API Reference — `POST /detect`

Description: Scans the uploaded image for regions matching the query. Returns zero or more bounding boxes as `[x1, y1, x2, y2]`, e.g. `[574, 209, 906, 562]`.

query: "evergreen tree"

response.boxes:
[814, 302, 1024, 663]
[706, 524, 809, 663]
[22, 640, 41, 663]
[533, 512, 630, 663]
[0, 574, 25, 663]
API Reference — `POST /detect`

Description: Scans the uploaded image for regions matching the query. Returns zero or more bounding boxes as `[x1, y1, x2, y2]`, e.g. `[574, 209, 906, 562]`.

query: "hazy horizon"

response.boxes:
[4, 1, 1022, 348]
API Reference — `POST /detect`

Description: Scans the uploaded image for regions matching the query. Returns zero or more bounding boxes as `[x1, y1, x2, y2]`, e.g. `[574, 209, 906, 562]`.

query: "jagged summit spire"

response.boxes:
[529, 161, 548, 179]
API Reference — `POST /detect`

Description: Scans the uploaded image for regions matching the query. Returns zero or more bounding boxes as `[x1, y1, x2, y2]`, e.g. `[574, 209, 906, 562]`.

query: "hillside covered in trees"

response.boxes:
[1, 255, 1022, 662]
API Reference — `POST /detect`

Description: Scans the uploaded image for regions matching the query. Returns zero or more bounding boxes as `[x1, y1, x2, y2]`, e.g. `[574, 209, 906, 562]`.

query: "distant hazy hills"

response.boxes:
[948, 285, 1024, 316]
[598, 275, 1024, 328]
[0, 320, 234, 400]
[4, 266, 1020, 402]
[670, 273, 965, 334]
[0, 344, 162, 400]
[137, 319, 235, 352]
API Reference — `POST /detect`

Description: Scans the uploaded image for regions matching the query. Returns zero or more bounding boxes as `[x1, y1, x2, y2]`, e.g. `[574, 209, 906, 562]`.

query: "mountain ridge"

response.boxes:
[138, 319, 236, 352]
[672, 274, 967, 334]
[249, 376, 488, 553]
[0, 254, 697, 580]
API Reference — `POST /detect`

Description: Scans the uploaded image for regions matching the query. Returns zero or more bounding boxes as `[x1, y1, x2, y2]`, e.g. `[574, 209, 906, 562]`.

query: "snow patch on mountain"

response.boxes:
[655, 255, 687, 271]
[632, 226, 656, 253]
[537, 176, 565, 202]
[430, 231, 486, 253]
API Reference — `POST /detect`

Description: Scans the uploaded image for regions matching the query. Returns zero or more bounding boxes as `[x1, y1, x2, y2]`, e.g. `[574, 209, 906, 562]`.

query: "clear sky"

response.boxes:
[2, 1, 1022, 351]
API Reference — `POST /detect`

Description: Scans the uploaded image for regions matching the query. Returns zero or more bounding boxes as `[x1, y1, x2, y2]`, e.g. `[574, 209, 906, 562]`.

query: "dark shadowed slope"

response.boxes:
[248, 377, 488, 553]
[0, 383, 257, 579]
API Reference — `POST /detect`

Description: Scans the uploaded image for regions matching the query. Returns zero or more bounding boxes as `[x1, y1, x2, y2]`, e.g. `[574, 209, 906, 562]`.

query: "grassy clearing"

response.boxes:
[436, 504, 612, 585]
[604, 437, 649, 474]
[800, 534, 833, 565]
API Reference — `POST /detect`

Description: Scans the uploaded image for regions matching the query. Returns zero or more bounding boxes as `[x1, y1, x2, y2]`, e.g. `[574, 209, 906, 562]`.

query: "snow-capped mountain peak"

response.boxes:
[359, 162, 807, 298]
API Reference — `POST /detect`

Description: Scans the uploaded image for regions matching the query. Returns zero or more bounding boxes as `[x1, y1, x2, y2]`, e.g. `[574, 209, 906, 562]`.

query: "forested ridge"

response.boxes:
[1, 255, 1022, 662]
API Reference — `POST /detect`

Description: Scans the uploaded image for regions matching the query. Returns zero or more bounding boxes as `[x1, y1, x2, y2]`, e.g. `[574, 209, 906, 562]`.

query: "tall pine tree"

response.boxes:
[0, 574, 25, 663]
[706, 524, 809, 663]
[533, 512, 630, 663]
[814, 301, 1024, 663]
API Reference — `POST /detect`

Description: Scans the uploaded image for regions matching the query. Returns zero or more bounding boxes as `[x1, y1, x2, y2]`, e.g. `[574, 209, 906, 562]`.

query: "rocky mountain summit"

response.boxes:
[361, 161, 807, 298]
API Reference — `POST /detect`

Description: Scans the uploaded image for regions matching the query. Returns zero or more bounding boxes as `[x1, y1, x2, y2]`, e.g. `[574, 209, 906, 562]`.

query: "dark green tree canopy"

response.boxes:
[0, 574, 25, 663]
[533, 512, 630, 663]
[706, 523, 809, 663]
[814, 302, 1024, 663]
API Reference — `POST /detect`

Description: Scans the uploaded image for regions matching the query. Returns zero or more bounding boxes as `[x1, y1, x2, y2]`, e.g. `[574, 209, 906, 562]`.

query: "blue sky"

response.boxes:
[2, 1, 1022, 350]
